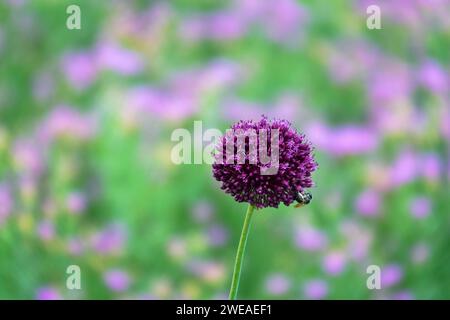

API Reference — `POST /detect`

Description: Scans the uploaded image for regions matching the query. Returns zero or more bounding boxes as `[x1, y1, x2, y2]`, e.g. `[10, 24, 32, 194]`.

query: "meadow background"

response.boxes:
[0, 0, 449, 299]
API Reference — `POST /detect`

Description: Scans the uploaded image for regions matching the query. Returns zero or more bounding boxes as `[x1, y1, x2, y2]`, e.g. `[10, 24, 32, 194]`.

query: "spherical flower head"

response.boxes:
[212, 116, 317, 208]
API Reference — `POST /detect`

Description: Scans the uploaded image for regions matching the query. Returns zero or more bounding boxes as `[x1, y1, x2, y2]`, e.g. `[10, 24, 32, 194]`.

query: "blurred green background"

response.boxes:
[0, 0, 449, 299]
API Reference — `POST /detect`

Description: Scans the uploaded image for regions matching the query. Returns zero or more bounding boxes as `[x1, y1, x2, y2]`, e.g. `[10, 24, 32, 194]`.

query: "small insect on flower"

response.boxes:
[294, 190, 312, 208]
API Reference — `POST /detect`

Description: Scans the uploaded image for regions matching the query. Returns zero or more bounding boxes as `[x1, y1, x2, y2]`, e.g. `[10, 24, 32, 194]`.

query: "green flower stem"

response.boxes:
[229, 204, 255, 300]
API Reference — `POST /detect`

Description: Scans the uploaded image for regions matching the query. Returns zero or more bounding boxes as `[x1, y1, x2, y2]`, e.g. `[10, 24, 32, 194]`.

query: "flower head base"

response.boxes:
[212, 116, 317, 208]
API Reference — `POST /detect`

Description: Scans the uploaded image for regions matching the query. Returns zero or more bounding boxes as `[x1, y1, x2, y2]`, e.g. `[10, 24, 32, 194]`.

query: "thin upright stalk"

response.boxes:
[229, 204, 255, 300]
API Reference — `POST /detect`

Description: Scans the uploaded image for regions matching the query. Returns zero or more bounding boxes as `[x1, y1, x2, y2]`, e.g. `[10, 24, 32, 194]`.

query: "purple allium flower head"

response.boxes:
[212, 116, 317, 208]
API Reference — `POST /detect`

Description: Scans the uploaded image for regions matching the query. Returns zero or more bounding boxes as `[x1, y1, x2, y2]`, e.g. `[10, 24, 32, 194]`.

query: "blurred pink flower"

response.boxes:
[66, 192, 87, 214]
[180, 0, 308, 47]
[418, 60, 448, 94]
[307, 123, 378, 157]
[272, 94, 301, 120]
[179, 18, 207, 42]
[206, 224, 229, 247]
[420, 153, 441, 182]
[208, 12, 247, 40]
[354, 189, 381, 217]
[265, 273, 291, 295]
[381, 264, 403, 288]
[368, 61, 412, 105]
[322, 251, 346, 276]
[180, 12, 247, 42]
[197, 59, 244, 92]
[36, 286, 62, 300]
[96, 42, 144, 75]
[371, 102, 416, 135]
[295, 226, 327, 252]
[37, 220, 55, 241]
[61, 51, 97, 90]
[127, 86, 197, 122]
[0, 183, 13, 225]
[327, 41, 378, 83]
[67, 237, 84, 256]
[91, 224, 127, 255]
[263, 0, 309, 45]
[340, 221, 372, 261]
[169, 59, 243, 96]
[104, 269, 131, 292]
[303, 279, 328, 299]
[233, 0, 266, 21]
[410, 197, 431, 219]
[440, 106, 450, 140]
[191, 200, 214, 223]
[223, 99, 265, 121]
[392, 290, 414, 300]
[39, 105, 96, 142]
[13, 139, 44, 178]
[389, 149, 418, 187]
[331, 126, 379, 156]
